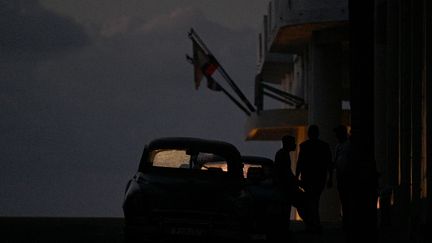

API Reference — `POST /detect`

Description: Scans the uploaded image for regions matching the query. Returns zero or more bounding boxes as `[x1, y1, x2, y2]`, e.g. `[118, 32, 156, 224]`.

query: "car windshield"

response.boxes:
[242, 162, 273, 180]
[150, 149, 228, 172]
[243, 164, 263, 178]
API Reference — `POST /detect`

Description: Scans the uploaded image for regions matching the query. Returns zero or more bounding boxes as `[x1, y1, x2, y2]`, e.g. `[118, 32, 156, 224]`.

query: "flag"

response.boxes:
[206, 76, 222, 92]
[192, 39, 219, 90]
[186, 28, 255, 116]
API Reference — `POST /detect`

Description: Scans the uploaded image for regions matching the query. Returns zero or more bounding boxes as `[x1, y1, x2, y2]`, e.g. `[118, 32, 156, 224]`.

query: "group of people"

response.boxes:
[273, 124, 351, 234]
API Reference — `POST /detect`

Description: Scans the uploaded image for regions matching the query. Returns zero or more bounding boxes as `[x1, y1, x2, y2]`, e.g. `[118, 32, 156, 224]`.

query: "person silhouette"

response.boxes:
[273, 135, 296, 187]
[273, 135, 307, 225]
[295, 125, 332, 233]
[331, 125, 354, 234]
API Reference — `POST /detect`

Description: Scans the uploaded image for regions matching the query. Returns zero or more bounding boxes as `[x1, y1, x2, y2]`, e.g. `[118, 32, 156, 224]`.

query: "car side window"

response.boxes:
[196, 153, 228, 172]
[151, 149, 191, 168]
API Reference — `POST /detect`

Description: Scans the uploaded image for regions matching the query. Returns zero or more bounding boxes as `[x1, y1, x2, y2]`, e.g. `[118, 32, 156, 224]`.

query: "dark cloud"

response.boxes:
[0, 0, 89, 55]
[0, 5, 278, 217]
[39, 0, 268, 31]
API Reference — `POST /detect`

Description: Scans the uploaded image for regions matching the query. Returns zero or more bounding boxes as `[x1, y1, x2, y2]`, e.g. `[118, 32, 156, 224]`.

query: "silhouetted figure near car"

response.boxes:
[274, 135, 297, 187]
[274, 136, 307, 225]
[295, 125, 332, 233]
[331, 125, 352, 232]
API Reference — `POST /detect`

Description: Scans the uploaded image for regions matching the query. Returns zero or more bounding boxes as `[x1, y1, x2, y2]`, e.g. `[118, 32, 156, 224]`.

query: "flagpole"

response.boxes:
[261, 82, 304, 105]
[218, 85, 251, 116]
[189, 29, 256, 113]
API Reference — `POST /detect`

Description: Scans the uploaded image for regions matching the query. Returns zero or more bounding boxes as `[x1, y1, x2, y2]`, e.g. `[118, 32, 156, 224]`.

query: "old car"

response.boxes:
[122, 137, 260, 241]
[241, 155, 292, 240]
[242, 155, 274, 180]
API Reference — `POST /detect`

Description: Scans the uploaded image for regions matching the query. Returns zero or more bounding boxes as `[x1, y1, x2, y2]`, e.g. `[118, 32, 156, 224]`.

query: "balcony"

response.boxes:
[245, 108, 308, 140]
[257, 0, 348, 67]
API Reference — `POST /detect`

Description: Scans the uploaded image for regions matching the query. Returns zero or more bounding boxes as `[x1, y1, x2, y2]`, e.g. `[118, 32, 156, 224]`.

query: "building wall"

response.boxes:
[373, 0, 431, 238]
[254, 0, 431, 238]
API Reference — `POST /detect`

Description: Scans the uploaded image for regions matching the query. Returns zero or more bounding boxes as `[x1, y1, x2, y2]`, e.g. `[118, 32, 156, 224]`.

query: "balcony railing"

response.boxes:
[257, 0, 348, 67]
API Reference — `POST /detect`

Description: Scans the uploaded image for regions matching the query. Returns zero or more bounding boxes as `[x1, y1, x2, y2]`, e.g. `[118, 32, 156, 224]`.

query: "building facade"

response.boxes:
[247, 0, 432, 239]
[247, 0, 350, 222]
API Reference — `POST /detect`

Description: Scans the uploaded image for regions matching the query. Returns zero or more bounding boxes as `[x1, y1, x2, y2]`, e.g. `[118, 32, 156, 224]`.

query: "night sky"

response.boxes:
[0, 0, 280, 217]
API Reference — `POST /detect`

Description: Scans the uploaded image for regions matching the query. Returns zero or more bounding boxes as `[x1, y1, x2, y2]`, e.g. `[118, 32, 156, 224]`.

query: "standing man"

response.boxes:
[273, 135, 297, 187]
[272, 135, 306, 235]
[295, 125, 332, 233]
[332, 125, 352, 232]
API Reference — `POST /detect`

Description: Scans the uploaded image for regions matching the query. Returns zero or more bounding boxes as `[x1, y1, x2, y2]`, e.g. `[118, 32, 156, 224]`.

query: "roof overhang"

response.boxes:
[270, 21, 349, 53]
[245, 109, 308, 141]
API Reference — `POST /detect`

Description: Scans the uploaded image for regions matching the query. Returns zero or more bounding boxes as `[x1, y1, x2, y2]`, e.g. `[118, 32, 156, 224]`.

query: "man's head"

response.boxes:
[333, 125, 348, 142]
[308, 125, 319, 139]
[282, 135, 296, 151]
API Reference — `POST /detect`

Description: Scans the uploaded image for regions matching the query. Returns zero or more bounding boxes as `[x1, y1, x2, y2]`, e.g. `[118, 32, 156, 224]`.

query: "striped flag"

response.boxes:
[192, 38, 219, 90]
[206, 76, 222, 92]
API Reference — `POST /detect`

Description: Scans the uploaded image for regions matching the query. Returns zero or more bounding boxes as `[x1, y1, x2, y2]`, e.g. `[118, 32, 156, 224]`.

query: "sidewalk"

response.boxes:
[287, 220, 430, 243]
[288, 221, 345, 243]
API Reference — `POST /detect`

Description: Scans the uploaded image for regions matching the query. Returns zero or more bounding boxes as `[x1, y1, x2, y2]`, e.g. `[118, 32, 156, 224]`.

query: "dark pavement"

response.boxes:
[0, 217, 426, 242]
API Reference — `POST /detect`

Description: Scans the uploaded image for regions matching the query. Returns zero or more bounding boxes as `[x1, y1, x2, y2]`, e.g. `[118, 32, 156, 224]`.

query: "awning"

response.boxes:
[245, 109, 308, 141]
[245, 108, 351, 141]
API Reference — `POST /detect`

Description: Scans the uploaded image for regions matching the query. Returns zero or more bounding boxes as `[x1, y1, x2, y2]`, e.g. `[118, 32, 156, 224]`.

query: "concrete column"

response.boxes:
[425, 0, 432, 227]
[308, 34, 343, 222]
[383, 0, 401, 228]
[397, 0, 412, 228]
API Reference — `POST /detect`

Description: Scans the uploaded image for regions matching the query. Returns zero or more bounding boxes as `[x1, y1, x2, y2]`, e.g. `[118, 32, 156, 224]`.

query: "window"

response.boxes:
[151, 149, 190, 168]
[150, 149, 228, 172]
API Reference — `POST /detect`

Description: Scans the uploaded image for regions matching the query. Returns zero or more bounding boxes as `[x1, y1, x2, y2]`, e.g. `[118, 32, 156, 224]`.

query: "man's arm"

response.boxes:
[326, 144, 334, 188]
[295, 145, 303, 178]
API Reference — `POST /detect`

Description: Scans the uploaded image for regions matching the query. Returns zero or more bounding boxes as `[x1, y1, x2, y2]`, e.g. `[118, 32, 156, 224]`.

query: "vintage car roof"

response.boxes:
[241, 155, 274, 166]
[146, 137, 241, 160]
